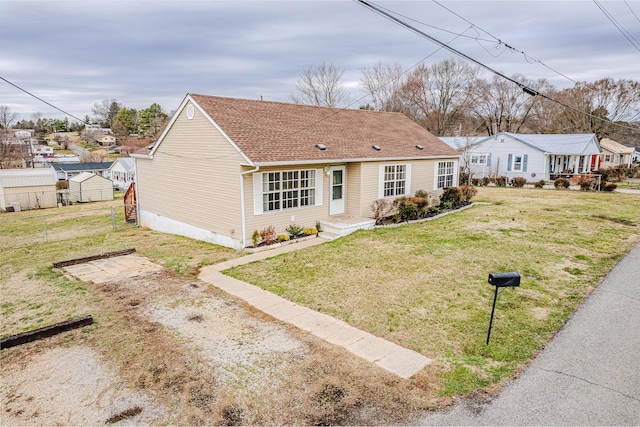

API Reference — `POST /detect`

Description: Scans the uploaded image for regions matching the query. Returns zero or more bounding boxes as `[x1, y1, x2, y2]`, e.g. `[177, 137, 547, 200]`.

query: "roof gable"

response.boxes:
[599, 138, 634, 154]
[154, 94, 459, 164]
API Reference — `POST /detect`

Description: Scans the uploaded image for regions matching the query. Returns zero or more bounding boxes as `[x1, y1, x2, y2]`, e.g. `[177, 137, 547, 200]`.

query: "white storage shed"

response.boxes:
[0, 168, 58, 211]
[69, 172, 114, 202]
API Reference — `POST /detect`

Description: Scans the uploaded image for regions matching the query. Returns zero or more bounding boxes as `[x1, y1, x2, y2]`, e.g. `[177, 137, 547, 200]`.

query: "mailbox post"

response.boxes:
[486, 272, 521, 345]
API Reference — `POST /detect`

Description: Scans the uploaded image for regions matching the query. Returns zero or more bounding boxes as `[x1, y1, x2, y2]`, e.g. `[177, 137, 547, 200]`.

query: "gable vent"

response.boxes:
[372, 145, 381, 151]
[315, 143, 326, 151]
[416, 145, 424, 150]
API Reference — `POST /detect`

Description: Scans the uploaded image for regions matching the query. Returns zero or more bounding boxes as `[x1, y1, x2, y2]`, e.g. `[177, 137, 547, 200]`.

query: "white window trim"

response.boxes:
[378, 164, 412, 198]
[434, 160, 457, 190]
[253, 168, 323, 215]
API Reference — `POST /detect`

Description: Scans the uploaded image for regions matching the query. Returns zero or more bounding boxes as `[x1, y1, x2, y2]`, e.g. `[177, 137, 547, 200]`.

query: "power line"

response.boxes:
[432, 0, 583, 86]
[593, 0, 640, 52]
[625, 0, 640, 25]
[0, 76, 85, 123]
[354, 0, 640, 133]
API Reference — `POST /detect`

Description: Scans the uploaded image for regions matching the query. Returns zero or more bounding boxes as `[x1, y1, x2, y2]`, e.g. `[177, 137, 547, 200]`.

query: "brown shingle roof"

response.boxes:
[189, 94, 458, 164]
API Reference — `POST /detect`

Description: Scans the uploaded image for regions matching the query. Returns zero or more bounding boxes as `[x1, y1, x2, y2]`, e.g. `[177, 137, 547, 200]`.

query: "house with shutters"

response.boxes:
[462, 132, 601, 181]
[599, 138, 634, 168]
[132, 94, 460, 249]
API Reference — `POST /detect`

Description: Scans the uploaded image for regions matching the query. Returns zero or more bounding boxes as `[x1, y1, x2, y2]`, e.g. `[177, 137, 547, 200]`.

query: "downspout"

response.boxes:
[240, 165, 260, 249]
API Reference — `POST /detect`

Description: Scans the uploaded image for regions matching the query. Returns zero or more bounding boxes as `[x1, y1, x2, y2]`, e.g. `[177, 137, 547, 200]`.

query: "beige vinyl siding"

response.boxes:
[357, 159, 453, 216]
[345, 163, 361, 216]
[243, 164, 331, 241]
[136, 105, 245, 238]
[1, 185, 57, 210]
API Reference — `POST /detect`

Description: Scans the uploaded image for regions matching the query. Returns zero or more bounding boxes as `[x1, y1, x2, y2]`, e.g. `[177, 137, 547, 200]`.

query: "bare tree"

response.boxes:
[548, 78, 640, 139]
[91, 99, 122, 127]
[470, 74, 544, 135]
[360, 62, 406, 112]
[394, 60, 478, 136]
[0, 106, 18, 129]
[291, 62, 351, 107]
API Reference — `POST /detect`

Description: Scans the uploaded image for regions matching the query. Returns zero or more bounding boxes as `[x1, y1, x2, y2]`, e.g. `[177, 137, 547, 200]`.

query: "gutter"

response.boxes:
[239, 165, 260, 248]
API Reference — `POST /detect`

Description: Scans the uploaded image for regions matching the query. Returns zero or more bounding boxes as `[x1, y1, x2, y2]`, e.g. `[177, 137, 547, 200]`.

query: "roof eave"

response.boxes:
[252, 154, 461, 167]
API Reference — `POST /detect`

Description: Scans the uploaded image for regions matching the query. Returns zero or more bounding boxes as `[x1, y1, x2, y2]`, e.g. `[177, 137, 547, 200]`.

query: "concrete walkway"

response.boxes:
[198, 237, 431, 379]
[419, 242, 640, 425]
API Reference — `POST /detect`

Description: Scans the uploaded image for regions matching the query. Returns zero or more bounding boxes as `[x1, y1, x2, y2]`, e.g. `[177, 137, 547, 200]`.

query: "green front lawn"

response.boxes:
[225, 187, 640, 395]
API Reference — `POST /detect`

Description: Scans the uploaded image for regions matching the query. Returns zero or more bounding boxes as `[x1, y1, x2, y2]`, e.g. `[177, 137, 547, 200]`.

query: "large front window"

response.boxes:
[437, 161, 454, 189]
[262, 170, 315, 212]
[383, 165, 407, 197]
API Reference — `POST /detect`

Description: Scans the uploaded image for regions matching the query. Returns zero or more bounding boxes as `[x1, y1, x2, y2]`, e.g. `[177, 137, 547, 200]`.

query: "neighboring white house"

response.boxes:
[108, 158, 136, 190]
[462, 132, 602, 181]
[69, 172, 114, 202]
[599, 138, 634, 168]
[632, 147, 640, 163]
[32, 145, 54, 156]
[0, 167, 58, 211]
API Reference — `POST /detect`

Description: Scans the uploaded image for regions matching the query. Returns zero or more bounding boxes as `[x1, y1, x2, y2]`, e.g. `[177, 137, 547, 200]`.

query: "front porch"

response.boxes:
[319, 215, 376, 238]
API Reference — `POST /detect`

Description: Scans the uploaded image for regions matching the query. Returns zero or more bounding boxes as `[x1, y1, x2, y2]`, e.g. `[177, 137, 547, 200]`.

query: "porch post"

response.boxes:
[573, 156, 580, 174]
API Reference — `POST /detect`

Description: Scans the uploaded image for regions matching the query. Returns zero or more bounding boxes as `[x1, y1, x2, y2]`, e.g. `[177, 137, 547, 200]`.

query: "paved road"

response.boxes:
[420, 242, 640, 426]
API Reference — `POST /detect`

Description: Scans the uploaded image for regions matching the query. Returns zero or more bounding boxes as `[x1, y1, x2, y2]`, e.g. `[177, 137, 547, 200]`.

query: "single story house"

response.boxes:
[599, 138, 634, 168]
[53, 161, 113, 181]
[438, 136, 486, 152]
[632, 147, 640, 163]
[108, 157, 136, 191]
[98, 135, 116, 146]
[69, 172, 114, 202]
[133, 93, 461, 249]
[0, 167, 58, 211]
[463, 132, 601, 181]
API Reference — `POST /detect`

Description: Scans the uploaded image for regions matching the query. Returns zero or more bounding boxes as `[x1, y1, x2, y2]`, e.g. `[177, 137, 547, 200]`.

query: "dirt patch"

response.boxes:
[2, 260, 443, 425]
[1, 346, 168, 425]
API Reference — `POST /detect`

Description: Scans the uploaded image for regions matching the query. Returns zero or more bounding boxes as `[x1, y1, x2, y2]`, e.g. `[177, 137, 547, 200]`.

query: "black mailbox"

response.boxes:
[488, 272, 521, 287]
[486, 271, 521, 344]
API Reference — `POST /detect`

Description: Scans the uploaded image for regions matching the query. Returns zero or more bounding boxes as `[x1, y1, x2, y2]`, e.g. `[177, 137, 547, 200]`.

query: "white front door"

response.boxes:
[329, 166, 345, 215]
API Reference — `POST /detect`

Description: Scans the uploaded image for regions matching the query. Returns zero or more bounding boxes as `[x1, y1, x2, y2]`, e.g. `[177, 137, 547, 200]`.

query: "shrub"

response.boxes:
[304, 227, 318, 236]
[603, 182, 617, 192]
[459, 184, 477, 203]
[371, 199, 394, 225]
[554, 178, 571, 189]
[315, 220, 322, 232]
[510, 177, 527, 188]
[471, 178, 480, 186]
[428, 206, 440, 215]
[286, 223, 304, 237]
[579, 176, 595, 191]
[439, 187, 463, 209]
[414, 189, 428, 199]
[481, 176, 491, 187]
[252, 230, 260, 247]
[494, 176, 508, 187]
[410, 196, 428, 209]
[534, 179, 546, 189]
[259, 225, 277, 245]
[56, 180, 69, 190]
[394, 196, 419, 222]
[277, 233, 290, 242]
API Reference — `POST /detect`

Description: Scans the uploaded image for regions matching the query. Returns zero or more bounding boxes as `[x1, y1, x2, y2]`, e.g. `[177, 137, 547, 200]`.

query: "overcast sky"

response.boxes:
[1, 0, 639, 122]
